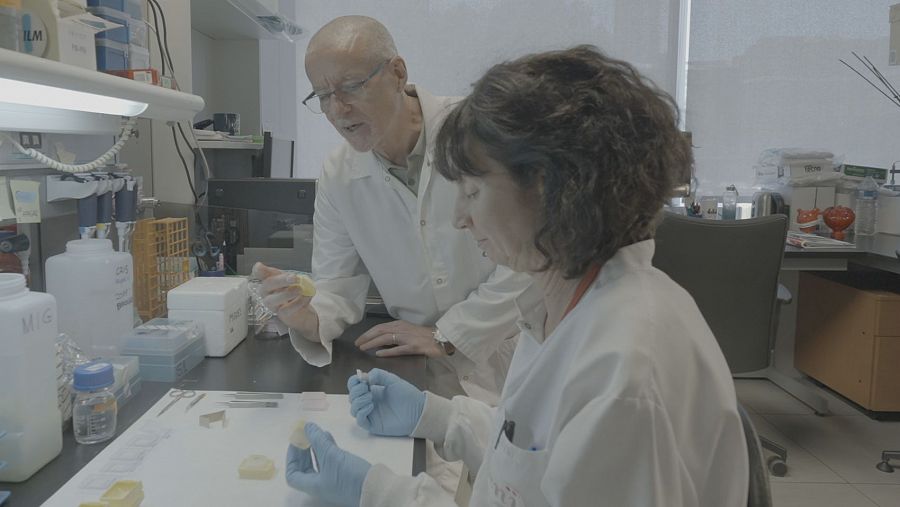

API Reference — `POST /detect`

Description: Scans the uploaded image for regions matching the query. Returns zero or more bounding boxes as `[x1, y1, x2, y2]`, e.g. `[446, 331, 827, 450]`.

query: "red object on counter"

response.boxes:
[796, 208, 821, 234]
[822, 206, 856, 240]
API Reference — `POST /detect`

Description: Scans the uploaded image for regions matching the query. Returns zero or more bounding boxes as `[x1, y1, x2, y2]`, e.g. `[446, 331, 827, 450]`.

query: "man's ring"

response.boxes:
[392, 333, 398, 345]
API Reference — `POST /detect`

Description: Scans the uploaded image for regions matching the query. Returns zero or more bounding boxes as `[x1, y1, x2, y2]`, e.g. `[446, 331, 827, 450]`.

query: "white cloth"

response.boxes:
[360, 240, 750, 507]
[289, 85, 531, 401]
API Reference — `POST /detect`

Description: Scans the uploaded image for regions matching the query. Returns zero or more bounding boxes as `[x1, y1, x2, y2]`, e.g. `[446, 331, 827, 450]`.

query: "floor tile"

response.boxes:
[770, 483, 878, 507]
[736, 379, 815, 415]
[854, 484, 900, 507]
[763, 414, 900, 484]
[746, 411, 844, 483]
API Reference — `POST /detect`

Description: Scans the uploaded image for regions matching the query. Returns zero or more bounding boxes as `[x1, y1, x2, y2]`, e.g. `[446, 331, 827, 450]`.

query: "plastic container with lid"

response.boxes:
[96, 39, 129, 71]
[72, 362, 118, 444]
[87, 0, 142, 20]
[128, 18, 148, 49]
[168, 277, 249, 357]
[120, 318, 205, 382]
[90, 5, 131, 44]
[128, 44, 149, 70]
[45, 239, 135, 359]
[0, 273, 63, 481]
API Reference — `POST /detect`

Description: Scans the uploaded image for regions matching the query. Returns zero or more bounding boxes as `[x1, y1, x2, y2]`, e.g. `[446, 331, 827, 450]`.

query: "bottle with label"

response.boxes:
[0, 273, 63, 482]
[45, 239, 134, 358]
[855, 176, 879, 235]
[721, 185, 739, 220]
[72, 362, 118, 445]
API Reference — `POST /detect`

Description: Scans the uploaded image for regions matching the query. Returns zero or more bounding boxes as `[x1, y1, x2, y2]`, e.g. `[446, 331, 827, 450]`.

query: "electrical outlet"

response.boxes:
[18, 132, 42, 149]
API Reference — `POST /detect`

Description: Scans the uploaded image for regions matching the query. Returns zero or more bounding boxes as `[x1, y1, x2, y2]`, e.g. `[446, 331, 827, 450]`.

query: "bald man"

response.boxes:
[256, 16, 530, 405]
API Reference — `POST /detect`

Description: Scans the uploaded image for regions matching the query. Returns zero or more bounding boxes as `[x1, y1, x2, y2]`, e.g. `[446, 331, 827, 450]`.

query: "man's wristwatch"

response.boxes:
[433, 328, 456, 356]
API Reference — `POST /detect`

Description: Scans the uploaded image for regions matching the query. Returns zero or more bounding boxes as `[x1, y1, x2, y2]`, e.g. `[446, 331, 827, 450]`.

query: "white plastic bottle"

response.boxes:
[0, 273, 63, 482]
[855, 176, 879, 236]
[45, 239, 135, 358]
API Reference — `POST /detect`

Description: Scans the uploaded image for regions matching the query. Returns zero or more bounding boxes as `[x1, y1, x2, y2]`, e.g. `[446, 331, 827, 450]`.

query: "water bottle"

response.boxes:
[72, 362, 118, 445]
[721, 185, 738, 220]
[855, 176, 879, 235]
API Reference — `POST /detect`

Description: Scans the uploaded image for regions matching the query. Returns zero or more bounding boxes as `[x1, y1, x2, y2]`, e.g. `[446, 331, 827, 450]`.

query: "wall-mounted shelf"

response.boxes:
[191, 0, 303, 42]
[196, 140, 262, 150]
[0, 48, 205, 135]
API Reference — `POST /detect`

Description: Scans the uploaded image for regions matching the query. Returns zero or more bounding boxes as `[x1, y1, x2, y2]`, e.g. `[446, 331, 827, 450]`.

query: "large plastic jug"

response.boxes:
[45, 239, 134, 358]
[0, 273, 63, 482]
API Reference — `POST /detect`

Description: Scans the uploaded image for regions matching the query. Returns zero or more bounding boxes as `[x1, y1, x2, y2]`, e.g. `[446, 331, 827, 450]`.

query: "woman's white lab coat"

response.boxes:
[290, 86, 531, 402]
[359, 240, 749, 506]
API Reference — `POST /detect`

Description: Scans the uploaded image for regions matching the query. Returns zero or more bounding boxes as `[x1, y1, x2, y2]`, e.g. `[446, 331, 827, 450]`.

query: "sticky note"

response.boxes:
[9, 179, 41, 223]
[0, 177, 15, 221]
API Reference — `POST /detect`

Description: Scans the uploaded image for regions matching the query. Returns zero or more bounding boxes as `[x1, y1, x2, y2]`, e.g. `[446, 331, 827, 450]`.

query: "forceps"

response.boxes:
[157, 388, 197, 416]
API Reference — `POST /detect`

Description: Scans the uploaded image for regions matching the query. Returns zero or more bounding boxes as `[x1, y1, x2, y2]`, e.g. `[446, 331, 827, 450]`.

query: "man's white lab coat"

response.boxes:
[290, 86, 531, 401]
[359, 240, 750, 506]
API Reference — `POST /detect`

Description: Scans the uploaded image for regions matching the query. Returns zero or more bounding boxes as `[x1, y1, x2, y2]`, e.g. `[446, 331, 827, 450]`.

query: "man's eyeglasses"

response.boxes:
[302, 59, 391, 114]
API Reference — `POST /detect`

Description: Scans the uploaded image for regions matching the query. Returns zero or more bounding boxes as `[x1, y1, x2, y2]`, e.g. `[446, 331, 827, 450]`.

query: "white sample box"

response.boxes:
[167, 277, 248, 357]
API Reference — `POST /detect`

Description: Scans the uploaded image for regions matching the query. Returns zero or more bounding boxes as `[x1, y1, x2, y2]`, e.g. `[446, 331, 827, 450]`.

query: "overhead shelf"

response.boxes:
[196, 140, 262, 150]
[0, 48, 205, 134]
[191, 0, 303, 42]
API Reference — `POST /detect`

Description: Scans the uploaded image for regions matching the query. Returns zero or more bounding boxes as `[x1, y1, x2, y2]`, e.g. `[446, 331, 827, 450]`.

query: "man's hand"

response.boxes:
[354, 320, 444, 358]
[253, 262, 320, 341]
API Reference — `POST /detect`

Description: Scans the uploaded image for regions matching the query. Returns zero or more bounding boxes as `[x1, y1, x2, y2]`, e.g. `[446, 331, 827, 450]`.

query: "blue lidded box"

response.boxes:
[95, 39, 129, 71]
[87, 0, 143, 20]
[120, 318, 206, 382]
[90, 5, 131, 44]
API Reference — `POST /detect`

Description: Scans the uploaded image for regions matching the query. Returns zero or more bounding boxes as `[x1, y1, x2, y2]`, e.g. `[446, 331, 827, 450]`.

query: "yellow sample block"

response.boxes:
[238, 455, 276, 480]
[290, 419, 310, 449]
[291, 274, 316, 297]
[100, 480, 144, 507]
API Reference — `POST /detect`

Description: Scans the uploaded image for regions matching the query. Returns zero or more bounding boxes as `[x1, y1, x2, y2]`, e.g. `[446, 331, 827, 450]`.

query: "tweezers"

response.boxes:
[217, 401, 279, 408]
[224, 392, 285, 400]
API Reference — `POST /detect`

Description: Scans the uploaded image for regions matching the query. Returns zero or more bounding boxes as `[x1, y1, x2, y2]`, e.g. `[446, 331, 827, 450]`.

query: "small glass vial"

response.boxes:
[72, 362, 118, 445]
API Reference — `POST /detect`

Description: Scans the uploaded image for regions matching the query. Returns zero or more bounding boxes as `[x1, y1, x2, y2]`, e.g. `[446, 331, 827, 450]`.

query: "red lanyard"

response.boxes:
[561, 263, 601, 319]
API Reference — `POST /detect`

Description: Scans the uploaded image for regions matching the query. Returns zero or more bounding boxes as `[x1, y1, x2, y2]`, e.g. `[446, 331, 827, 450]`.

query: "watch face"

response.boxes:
[442, 341, 456, 356]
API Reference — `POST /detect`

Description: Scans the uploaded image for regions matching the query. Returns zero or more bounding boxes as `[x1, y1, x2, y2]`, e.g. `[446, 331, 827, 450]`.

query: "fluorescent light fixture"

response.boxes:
[0, 77, 148, 117]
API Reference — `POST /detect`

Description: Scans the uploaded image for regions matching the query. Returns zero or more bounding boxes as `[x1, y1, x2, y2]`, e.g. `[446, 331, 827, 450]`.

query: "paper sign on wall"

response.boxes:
[9, 179, 41, 223]
[0, 177, 15, 221]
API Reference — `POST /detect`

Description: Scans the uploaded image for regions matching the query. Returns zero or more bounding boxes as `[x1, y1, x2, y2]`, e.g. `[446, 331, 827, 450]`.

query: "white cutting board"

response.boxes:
[43, 392, 413, 506]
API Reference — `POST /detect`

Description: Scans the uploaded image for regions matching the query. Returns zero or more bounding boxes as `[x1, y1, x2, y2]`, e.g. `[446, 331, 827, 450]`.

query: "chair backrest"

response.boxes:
[738, 403, 773, 507]
[652, 213, 788, 373]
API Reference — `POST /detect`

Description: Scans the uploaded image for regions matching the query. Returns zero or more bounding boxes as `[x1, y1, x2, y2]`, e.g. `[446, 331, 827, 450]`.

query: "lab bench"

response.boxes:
[0, 316, 427, 505]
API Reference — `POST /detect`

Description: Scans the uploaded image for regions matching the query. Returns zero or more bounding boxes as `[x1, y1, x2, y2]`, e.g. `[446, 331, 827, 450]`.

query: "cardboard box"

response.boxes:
[796, 273, 900, 411]
[778, 158, 833, 182]
[837, 164, 888, 184]
[778, 185, 836, 232]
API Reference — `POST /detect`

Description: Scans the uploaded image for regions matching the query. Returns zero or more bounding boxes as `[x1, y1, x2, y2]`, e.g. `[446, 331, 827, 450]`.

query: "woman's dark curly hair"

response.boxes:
[434, 45, 692, 279]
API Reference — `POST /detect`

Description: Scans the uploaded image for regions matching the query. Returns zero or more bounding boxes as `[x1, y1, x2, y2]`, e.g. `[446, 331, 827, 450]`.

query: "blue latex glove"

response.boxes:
[285, 422, 372, 507]
[348, 368, 426, 437]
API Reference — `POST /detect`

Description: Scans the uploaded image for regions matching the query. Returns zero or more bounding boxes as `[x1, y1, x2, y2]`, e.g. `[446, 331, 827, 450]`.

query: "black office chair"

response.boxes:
[738, 403, 773, 507]
[653, 212, 790, 476]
